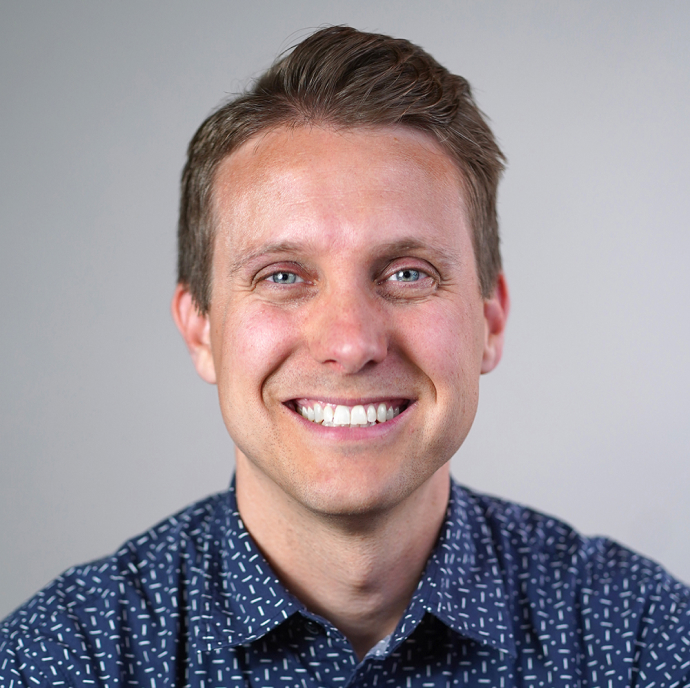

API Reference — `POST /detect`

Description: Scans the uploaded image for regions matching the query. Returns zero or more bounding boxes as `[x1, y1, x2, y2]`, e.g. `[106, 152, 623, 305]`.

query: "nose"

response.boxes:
[307, 287, 388, 374]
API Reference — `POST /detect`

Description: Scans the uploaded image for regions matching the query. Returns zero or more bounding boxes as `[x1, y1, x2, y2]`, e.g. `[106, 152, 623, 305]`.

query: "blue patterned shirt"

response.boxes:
[2, 479, 690, 687]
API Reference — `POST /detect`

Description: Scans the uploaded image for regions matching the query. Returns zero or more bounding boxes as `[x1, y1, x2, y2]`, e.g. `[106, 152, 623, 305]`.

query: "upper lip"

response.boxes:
[286, 396, 413, 406]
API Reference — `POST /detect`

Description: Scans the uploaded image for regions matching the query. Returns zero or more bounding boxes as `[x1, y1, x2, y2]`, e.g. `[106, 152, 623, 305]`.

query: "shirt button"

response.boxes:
[304, 619, 321, 635]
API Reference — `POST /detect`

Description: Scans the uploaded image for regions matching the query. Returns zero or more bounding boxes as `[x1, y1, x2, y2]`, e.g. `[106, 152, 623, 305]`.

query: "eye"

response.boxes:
[388, 268, 424, 282]
[378, 262, 438, 299]
[265, 271, 303, 285]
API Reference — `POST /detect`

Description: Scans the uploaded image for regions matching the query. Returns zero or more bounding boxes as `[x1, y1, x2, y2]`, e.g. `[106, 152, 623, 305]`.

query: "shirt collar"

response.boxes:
[420, 480, 517, 657]
[188, 481, 303, 653]
[190, 478, 516, 658]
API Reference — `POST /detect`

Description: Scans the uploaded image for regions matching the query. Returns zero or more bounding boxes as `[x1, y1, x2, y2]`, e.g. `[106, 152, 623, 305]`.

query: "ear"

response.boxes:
[481, 273, 510, 374]
[171, 284, 217, 384]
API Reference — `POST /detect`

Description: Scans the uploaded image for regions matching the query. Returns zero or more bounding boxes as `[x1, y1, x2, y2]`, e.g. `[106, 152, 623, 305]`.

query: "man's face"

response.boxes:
[180, 125, 506, 516]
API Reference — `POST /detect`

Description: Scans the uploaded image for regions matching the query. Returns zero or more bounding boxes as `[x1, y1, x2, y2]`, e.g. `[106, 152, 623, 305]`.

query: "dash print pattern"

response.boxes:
[2, 480, 690, 687]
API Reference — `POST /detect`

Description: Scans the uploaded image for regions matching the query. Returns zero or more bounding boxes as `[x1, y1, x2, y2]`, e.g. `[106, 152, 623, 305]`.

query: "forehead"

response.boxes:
[211, 124, 471, 258]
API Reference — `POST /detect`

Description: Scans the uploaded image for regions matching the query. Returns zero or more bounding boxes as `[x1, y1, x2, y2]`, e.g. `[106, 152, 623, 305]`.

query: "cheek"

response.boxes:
[215, 303, 299, 399]
[400, 300, 485, 460]
[399, 299, 485, 391]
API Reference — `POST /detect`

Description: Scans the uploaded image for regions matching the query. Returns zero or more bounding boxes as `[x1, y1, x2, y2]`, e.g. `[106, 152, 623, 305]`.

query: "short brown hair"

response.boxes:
[178, 25, 505, 312]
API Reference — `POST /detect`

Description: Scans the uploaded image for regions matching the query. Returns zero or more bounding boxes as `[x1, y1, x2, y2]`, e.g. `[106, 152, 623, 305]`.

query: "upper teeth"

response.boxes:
[297, 401, 402, 427]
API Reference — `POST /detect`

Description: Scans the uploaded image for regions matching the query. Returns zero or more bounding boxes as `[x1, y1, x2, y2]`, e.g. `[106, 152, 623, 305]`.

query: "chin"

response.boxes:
[285, 460, 441, 520]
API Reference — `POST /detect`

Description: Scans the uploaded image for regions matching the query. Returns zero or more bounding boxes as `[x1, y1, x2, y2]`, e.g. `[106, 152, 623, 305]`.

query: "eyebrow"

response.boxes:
[227, 241, 308, 275]
[371, 238, 464, 269]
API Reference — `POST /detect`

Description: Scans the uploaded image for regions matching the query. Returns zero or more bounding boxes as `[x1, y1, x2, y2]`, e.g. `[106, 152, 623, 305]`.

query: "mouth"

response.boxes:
[286, 398, 411, 428]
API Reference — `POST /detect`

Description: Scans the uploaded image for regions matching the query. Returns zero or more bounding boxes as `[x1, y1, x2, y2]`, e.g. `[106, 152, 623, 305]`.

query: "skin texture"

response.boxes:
[172, 124, 509, 657]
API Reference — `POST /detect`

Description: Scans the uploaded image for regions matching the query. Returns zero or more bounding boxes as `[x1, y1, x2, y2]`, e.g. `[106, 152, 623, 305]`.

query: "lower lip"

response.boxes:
[287, 403, 414, 440]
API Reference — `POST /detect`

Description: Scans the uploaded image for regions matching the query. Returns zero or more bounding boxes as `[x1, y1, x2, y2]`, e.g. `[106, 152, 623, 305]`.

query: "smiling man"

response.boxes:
[2, 26, 689, 688]
[173, 120, 507, 660]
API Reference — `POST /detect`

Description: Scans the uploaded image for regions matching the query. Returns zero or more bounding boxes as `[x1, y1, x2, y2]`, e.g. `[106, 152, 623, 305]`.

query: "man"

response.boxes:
[2, 25, 689, 688]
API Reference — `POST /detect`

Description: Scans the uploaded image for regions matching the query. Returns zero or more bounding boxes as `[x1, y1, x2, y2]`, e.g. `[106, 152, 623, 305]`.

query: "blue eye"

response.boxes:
[267, 271, 302, 284]
[389, 269, 421, 282]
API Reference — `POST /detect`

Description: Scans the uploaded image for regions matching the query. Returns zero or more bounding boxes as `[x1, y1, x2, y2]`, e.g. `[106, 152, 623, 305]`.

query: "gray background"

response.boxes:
[1, 1, 688, 620]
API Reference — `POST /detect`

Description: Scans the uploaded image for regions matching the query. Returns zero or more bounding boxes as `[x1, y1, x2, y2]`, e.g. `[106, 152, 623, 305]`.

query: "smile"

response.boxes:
[289, 398, 410, 427]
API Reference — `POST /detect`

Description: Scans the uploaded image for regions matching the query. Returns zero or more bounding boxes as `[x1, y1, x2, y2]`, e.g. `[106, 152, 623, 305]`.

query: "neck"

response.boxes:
[235, 453, 450, 659]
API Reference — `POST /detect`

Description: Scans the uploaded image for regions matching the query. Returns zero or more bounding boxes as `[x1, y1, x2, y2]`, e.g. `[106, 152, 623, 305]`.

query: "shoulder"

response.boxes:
[464, 484, 689, 599]
[456, 482, 690, 684]
[0, 490, 231, 687]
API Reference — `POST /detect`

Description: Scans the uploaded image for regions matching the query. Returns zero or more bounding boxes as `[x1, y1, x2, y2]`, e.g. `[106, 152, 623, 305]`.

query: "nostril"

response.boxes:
[313, 330, 388, 373]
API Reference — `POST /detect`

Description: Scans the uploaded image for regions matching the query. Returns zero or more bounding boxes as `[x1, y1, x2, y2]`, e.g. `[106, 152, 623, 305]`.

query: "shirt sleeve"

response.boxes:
[630, 580, 690, 687]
